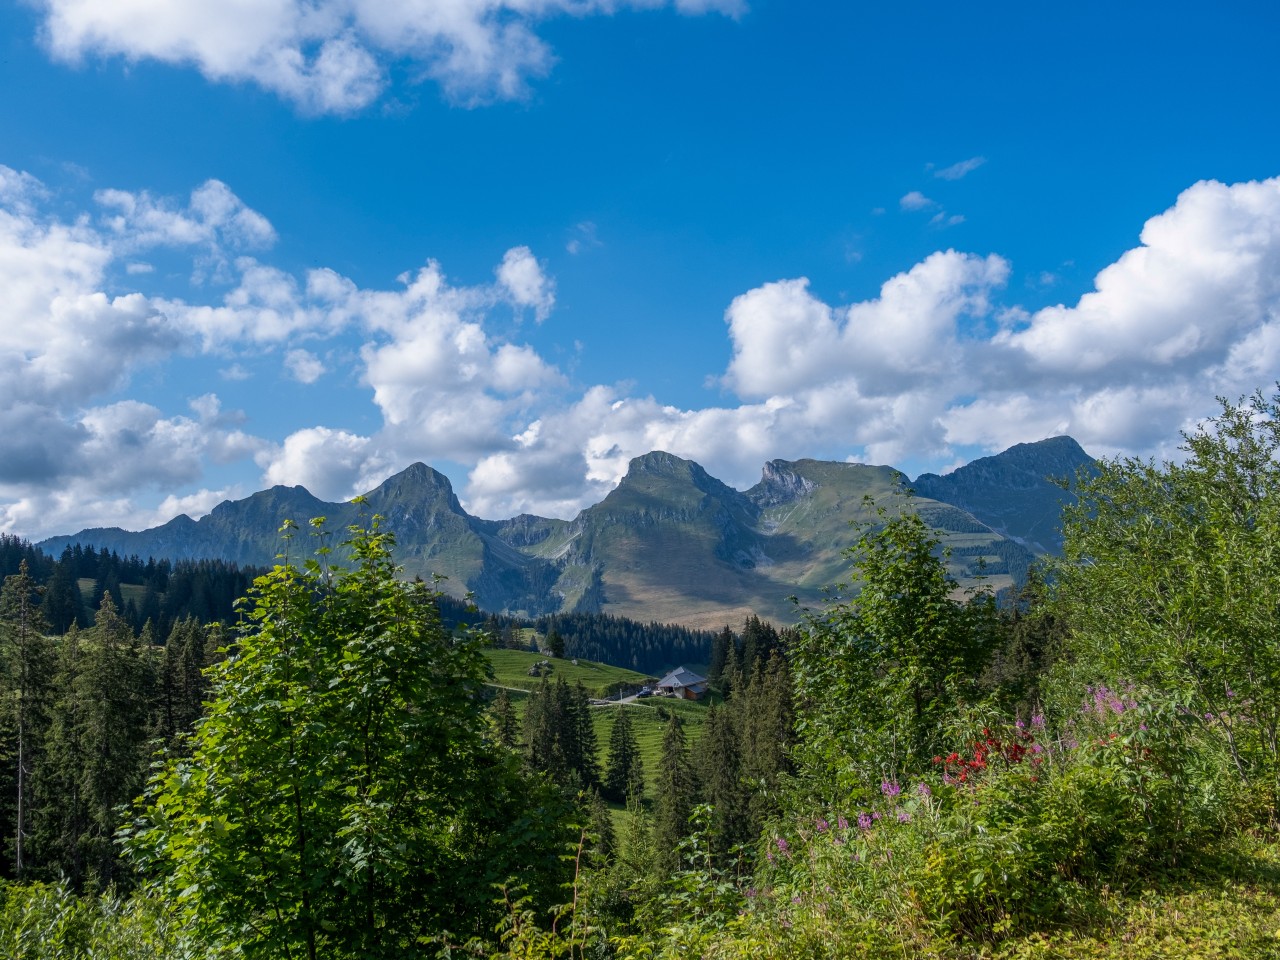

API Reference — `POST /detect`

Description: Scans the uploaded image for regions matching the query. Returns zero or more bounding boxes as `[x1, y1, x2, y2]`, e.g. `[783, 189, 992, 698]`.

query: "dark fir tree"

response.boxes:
[720, 642, 745, 701]
[708, 625, 734, 687]
[42, 556, 87, 634]
[523, 676, 598, 791]
[489, 688, 520, 750]
[157, 617, 212, 752]
[981, 566, 1064, 716]
[571, 680, 600, 791]
[652, 714, 697, 873]
[76, 594, 156, 888]
[695, 705, 751, 862]
[740, 615, 781, 680]
[523, 678, 568, 785]
[603, 706, 645, 804]
[738, 650, 795, 831]
[34, 624, 88, 884]
[0, 562, 55, 878]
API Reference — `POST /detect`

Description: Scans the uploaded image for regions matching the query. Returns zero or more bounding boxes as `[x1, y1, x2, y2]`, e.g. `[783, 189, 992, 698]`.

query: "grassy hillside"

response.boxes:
[484, 649, 713, 804]
[484, 648, 654, 697]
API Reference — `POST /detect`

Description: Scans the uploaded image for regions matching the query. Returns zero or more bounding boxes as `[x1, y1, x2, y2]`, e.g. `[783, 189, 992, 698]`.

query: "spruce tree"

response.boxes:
[708, 625, 734, 687]
[603, 706, 645, 803]
[35, 623, 89, 884]
[158, 617, 211, 751]
[77, 595, 154, 887]
[695, 705, 750, 861]
[522, 678, 568, 784]
[42, 558, 86, 634]
[739, 651, 795, 832]
[489, 688, 520, 750]
[571, 681, 600, 790]
[652, 715, 697, 873]
[0, 561, 55, 878]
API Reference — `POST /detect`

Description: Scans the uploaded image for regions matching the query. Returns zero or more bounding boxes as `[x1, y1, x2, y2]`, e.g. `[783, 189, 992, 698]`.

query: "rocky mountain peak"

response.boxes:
[750, 460, 818, 507]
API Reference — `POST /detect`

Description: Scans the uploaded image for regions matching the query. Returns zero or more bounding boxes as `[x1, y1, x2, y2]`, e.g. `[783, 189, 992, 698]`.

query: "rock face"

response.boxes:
[911, 436, 1096, 555]
[39, 440, 1092, 627]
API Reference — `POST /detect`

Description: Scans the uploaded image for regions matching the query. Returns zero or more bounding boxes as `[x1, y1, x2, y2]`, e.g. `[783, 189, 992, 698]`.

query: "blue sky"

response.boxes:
[3, 0, 1280, 539]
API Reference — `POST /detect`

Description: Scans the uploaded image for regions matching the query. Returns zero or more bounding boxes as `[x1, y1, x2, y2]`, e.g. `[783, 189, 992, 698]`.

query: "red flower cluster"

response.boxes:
[932, 727, 1041, 784]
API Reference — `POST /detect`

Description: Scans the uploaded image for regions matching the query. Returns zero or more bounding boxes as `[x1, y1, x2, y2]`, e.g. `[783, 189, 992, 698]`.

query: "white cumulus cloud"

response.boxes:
[33, 0, 743, 114]
[496, 245, 555, 320]
[8, 170, 1280, 542]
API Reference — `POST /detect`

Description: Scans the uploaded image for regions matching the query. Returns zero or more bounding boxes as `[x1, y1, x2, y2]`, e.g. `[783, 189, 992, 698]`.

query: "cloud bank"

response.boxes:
[4, 169, 1280, 539]
[33, 0, 745, 113]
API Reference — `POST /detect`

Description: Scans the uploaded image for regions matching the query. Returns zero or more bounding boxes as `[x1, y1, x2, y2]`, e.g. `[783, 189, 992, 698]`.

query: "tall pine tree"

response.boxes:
[652, 715, 697, 873]
[603, 706, 645, 803]
[0, 561, 55, 878]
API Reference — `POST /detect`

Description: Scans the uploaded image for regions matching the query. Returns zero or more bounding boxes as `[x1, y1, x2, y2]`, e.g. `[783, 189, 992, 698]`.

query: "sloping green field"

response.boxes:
[484, 648, 655, 697]
[485, 649, 713, 803]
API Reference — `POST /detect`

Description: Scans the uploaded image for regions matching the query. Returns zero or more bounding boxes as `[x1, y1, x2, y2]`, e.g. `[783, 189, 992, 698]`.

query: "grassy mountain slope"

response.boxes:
[39, 441, 1074, 627]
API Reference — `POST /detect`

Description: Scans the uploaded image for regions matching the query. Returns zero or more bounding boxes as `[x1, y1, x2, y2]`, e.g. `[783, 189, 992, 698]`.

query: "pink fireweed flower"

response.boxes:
[880, 780, 902, 798]
[857, 813, 873, 831]
[1031, 713, 1045, 729]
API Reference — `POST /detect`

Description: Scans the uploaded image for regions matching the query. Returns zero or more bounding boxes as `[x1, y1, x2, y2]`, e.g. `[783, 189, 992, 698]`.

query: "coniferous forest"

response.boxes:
[2, 393, 1280, 956]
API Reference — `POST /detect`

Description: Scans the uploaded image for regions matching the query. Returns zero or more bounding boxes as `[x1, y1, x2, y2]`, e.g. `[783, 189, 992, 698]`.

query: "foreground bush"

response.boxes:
[125, 516, 574, 959]
[0, 882, 208, 960]
[605, 687, 1262, 960]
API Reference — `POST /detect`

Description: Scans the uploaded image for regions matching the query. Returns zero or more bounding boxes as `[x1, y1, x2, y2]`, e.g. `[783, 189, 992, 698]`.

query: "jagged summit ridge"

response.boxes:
[38, 438, 1092, 628]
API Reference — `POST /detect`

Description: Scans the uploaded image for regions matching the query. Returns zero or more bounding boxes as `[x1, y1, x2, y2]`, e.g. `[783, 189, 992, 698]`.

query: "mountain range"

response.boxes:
[38, 437, 1094, 629]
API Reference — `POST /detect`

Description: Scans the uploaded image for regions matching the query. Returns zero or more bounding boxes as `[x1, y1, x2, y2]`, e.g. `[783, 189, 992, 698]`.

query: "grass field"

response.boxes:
[484, 648, 714, 804]
[76, 579, 149, 617]
[484, 648, 655, 698]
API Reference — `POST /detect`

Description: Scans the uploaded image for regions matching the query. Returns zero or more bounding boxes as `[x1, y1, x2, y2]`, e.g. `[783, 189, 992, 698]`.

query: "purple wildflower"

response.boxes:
[815, 818, 829, 833]
[881, 779, 902, 798]
[776, 837, 790, 856]
[1031, 713, 1045, 729]
[837, 815, 849, 831]
[916, 782, 931, 797]
[857, 812, 873, 831]
[897, 810, 912, 823]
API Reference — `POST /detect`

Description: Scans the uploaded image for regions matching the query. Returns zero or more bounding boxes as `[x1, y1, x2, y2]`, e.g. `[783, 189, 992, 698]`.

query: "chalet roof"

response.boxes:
[656, 666, 707, 689]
